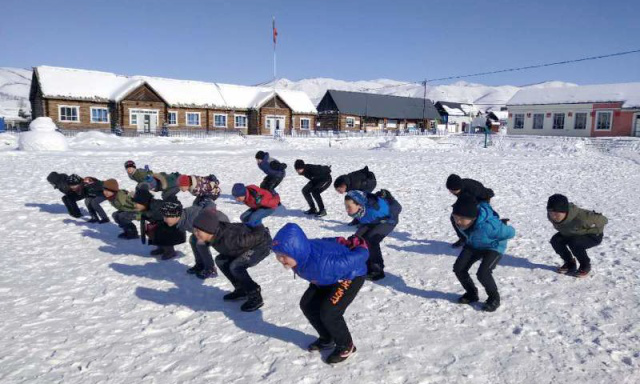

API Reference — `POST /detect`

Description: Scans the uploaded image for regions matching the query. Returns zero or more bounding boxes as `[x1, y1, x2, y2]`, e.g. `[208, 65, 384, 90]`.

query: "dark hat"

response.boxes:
[67, 174, 83, 186]
[133, 189, 153, 206]
[345, 190, 367, 206]
[334, 175, 348, 189]
[124, 160, 136, 169]
[232, 183, 247, 197]
[47, 172, 60, 184]
[446, 174, 463, 190]
[103, 179, 119, 192]
[294, 159, 305, 170]
[255, 151, 266, 160]
[452, 194, 479, 218]
[547, 194, 569, 212]
[160, 201, 183, 217]
[193, 208, 220, 235]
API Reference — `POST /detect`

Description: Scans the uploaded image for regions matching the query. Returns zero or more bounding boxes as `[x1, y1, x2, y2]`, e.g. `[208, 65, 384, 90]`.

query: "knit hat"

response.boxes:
[232, 183, 247, 197]
[547, 194, 569, 212]
[294, 159, 305, 170]
[160, 201, 183, 218]
[124, 160, 136, 169]
[193, 208, 220, 235]
[178, 174, 191, 187]
[345, 190, 367, 206]
[446, 174, 463, 190]
[133, 189, 153, 206]
[452, 194, 479, 218]
[334, 175, 348, 189]
[67, 174, 83, 186]
[255, 151, 266, 160]
[47, 172, 59, 184]
[103, 179, 119, 192]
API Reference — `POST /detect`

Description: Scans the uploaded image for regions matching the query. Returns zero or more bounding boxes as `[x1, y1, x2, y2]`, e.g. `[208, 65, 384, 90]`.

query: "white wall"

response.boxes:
[506, 104, 593, 137]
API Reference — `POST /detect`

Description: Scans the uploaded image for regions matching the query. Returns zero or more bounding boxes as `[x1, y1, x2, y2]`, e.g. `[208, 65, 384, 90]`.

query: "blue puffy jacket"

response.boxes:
[258, 153, 286, 178]
[457, 202, 516, 254]
[273, 223, 369, 286]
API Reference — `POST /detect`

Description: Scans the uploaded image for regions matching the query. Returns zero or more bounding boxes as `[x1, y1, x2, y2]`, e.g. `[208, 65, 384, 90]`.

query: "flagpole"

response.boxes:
[273, 17, 277, 88]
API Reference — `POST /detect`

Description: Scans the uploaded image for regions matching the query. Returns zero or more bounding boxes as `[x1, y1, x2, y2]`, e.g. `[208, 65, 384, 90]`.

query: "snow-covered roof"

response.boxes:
[507, 82, 640, 108]
[442, 105, 466, 116]
[34, 66, 316, 113]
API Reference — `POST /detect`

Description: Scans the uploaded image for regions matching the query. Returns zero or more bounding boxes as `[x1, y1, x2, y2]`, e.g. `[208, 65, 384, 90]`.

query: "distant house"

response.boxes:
[434, 101, 480, 133]
[29, 66, 317, 135]
[316, 90, 441, 132]
[506, 83, 640, 137]
[487, 110, 508, 131]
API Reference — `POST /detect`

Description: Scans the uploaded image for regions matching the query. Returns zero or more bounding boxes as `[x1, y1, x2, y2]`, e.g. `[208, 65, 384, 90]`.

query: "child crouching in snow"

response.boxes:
[547, 194, 607, 278]
[232, 183, 281, 227]
[273, 223, 368, 364]
[103, 179, 140, 239]
[133, 189, 185, 260]
[451, 194, 515, 312]
[177, 174, 221, 208]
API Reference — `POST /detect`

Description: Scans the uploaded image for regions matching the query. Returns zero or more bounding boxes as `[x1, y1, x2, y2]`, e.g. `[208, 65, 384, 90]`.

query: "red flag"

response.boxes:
[272, 18, 278, 44]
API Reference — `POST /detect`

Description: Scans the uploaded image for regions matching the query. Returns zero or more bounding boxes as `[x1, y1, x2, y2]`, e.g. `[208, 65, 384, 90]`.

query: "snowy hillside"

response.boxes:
[0, 68, 31, 119]
[0, 133, 638, 383]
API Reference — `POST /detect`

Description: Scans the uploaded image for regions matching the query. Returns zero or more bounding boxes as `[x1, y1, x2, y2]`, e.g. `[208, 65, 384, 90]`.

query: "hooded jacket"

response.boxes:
[258, 153, 286, 178]
[273, 223, 368, 286]
[548, 203, 608, 236]
[457, 202, 515, 254]
[337, 166, 375, 191]
[243, 185, 281, 209]
[208, 222, 272, 257]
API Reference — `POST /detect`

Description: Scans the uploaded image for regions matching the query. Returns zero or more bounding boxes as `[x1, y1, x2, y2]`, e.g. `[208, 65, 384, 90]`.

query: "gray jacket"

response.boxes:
[178, 206, 230, 233]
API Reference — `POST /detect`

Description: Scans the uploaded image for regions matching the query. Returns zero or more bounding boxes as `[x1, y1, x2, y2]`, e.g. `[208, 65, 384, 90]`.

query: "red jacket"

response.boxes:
[244, 185, 280, 209]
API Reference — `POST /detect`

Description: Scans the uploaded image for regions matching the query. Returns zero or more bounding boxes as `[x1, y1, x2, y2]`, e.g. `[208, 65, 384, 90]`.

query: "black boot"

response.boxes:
[87, 216, 100, 223]
[223, 288, 247, 301]
[482, 295, 500, 312]
[557, 260, 577, 274]
[161, 246, 177, 260]
[307, 338, 335, 352]
[150, 247, 164, 256]
[97, 218, 110, 224]
[457, 291, 479, 304]
[315, 209, 327, 217]
[326, 344, 357, 364]
[186, 265, 203, 275]
[366, 264, 385, 281]
[304, 208, 318, 215]
[240, 288, 264, 312]
[196, 267, 218, 279]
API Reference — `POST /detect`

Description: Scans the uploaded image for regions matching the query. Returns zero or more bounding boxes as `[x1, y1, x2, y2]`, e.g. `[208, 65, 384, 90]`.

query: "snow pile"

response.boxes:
[70, 131, 126, 148]
[373, 136, 440, 151]
[508, 82, 640, 108]
[18, 117, 68, 151]
[0, 132, 19, 150]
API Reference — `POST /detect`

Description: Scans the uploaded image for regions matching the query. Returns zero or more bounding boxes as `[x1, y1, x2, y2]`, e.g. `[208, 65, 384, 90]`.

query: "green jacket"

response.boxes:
[129, 168, 153, 184]
[549, 203, 608, 236]
[153, 172, 180, 190]
[108, 189, 140, 218]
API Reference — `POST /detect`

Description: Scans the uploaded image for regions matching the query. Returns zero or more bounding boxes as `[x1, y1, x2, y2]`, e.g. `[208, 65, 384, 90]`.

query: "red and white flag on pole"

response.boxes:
[272, 17, 278, 44]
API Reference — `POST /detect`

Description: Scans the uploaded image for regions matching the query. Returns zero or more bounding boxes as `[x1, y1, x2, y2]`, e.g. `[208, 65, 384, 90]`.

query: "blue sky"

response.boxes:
[1, 0, 639, 86]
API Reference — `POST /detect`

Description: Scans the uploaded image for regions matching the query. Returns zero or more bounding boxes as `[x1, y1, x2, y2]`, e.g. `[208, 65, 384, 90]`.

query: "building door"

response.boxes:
[265, 115, 286, 135]
[634, 114, 640, 137]
[131, 109, 159, 133]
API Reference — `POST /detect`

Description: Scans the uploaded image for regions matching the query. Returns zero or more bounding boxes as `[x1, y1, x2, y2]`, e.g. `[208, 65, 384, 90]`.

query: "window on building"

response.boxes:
[300, 118, 310, 130]
[90, 107, 109, 123]
[168, 111, 177, 125]
[214, 114, 227, 128]
[234, 115, 247, 128]
[513, 114, 524, 129]
[386, 119, 398, 128]
[186, 112, 201, 126]
[346, 117, 355, 128]
[131, 113, 137, 125]
[574, 112, 587, 130]
[553, 113, 565, 130]
[596, 111, 612, 130]
[59, 106, 79, 122]
[532, 113, 544, 130]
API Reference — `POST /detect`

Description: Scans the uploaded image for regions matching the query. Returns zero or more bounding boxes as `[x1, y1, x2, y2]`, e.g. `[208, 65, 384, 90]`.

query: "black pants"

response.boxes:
[361, 178, 377, 194]
[112, 211, 138, 234]
[161, 186, 180, 202]
[260, 175, 284, 192]
[356, 222, 396, 273]
[215, 243, 271, 293]
[302, 178, 332, 211]
[453, 247, 502, 299]
[62, 194, 82, 218]
[152, 222, 186, 246]
[190, 234, 214, 270]
[300, 276, 365, 348]
[450, 214, 464, 240]
[550, 232, 603, 271]
[85, 195, 108, 221]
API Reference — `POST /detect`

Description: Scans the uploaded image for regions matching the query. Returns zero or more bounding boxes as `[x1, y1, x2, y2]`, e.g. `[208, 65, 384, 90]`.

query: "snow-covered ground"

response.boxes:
[0, 134, 638, 384]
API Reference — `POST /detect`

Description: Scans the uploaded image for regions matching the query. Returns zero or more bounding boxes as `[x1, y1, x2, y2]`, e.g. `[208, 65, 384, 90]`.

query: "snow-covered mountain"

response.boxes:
[0, 66, 579, 119]
[0, 67, 31, 119]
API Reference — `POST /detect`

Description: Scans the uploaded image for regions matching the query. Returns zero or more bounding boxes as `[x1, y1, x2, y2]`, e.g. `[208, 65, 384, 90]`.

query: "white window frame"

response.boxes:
[186, 112, 201, 127]
[513, 114, 524, 129]
[574, 112, 588, 130]
[90, 107, 109, 123]
[234, 114, 247, 128]
[532, 113, 544, 130]
[214, 114, 227, 128]
[345, 117, 355, 128]
[552, 113, 565, 130]
[300, 118, 311, 130]
[59, 105, 80, 123]
[167, 111, 178, 126]
[595, 111, 613, 131]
